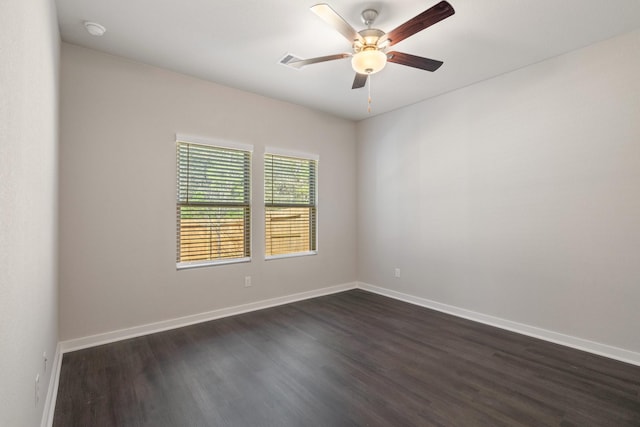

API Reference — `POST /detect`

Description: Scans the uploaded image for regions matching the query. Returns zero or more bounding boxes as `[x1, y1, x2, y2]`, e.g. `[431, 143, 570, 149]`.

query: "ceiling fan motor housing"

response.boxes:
[354, 28, 385, 52]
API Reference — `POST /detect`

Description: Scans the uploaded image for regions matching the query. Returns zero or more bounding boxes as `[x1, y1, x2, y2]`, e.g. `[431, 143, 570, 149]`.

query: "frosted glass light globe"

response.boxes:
[351, 49, 387, 75]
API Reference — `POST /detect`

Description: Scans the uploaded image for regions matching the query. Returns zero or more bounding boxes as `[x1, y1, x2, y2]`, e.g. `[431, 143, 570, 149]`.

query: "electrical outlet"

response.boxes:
[394, 268, 401, 278]
[244, 276, 252, 287]
[43, 352, 48, 373]
[35, 374, 40, 406]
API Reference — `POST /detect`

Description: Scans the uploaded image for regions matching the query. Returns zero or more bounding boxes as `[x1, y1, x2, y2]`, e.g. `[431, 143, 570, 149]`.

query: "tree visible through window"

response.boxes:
[177, 140, 251, 266]
[265, 153, 317, 257]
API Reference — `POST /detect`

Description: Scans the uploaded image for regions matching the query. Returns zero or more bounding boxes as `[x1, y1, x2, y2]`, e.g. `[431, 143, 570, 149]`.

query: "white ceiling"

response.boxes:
[55, 0, 640, 121]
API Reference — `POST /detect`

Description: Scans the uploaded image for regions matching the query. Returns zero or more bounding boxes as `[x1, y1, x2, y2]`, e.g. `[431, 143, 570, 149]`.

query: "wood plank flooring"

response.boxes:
[53, 290, 640, 426]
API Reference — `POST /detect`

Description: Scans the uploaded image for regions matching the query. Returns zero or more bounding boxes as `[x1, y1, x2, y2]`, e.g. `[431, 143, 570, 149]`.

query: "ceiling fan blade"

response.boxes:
[286, 53, 351, 69]
[352, 73, 368, 89]
[311, 4, 364, 44]
[387, 51, 443, 72]
[380, 1, 454, 47]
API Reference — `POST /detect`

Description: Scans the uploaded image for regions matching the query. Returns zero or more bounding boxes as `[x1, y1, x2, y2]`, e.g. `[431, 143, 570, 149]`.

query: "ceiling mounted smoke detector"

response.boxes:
[84, 21, 106, 37]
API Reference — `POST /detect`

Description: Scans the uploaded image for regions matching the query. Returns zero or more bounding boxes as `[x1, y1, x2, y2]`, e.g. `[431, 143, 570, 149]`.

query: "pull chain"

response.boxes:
[367, 74, 372, 114]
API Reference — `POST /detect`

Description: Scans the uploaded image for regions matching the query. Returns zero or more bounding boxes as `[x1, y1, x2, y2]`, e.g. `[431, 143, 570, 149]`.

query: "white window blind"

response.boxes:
[177, 141, 251, 267]
[265, 153, 317, 257]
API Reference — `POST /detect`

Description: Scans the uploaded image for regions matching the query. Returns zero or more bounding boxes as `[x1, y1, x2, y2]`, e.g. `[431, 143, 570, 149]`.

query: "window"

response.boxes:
[176, 137, 252, 268]
[265, 150, 318, 258]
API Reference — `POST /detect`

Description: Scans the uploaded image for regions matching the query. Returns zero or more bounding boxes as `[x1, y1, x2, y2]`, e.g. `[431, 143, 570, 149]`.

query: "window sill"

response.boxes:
[177, 257, 251, 270]
[265, 251, 317, 261]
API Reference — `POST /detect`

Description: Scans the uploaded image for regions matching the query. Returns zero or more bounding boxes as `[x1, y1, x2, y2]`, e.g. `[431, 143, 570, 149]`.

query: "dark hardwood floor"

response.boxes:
[54, 290, 640, 426]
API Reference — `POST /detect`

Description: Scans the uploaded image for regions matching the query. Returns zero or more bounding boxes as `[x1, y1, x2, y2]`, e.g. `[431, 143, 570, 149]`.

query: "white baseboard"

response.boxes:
[357, 282, 640, 367]
[59, 282, 357, 354]
[44, 279, 639, 426]
[46, 282, 355, 425]
[41, 342, 62, 427]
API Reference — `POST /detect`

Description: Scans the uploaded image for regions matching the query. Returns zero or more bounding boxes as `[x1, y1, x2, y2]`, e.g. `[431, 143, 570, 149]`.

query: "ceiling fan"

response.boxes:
[282, 1, 455, 89]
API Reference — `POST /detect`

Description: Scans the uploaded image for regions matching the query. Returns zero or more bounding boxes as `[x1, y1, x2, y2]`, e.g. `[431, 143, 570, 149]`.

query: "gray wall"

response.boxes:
[357, 29, 640, 353]
[0, 0, 60, 425]
[59, 43, 357, 340]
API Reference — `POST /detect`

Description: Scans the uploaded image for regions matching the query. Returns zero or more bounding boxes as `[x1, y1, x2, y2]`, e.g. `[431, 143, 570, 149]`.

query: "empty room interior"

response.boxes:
[2, 0, 640, 426]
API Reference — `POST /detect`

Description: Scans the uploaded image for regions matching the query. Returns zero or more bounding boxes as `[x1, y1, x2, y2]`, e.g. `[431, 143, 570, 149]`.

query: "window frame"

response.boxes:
[264, 147, 319, 260]
[176, 134, 253, 270]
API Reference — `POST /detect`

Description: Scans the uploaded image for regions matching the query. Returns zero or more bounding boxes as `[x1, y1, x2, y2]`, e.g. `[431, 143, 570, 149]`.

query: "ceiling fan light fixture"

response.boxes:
[351, 49, 387, 75]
